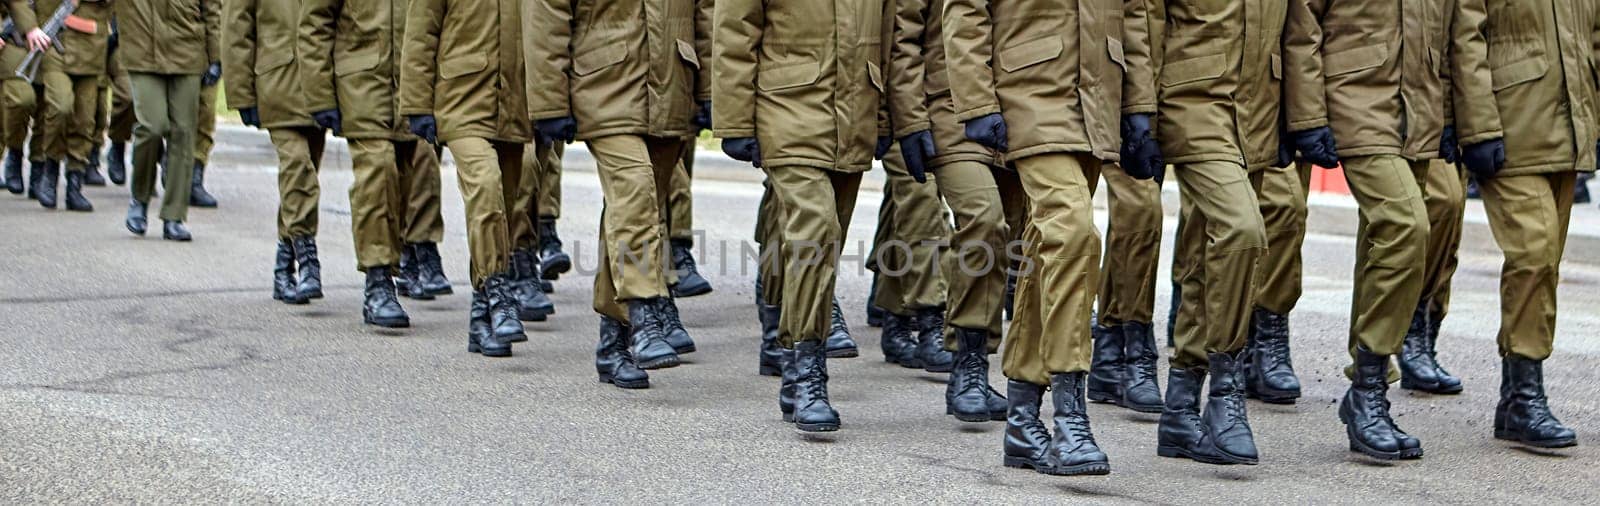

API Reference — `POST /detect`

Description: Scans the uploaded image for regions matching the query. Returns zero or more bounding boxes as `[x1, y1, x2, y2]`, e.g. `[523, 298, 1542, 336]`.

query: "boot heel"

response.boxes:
[758, 364, 780, 376]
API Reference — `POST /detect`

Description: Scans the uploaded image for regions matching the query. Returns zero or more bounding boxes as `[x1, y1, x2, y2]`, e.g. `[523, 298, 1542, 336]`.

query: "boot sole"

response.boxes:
[303, 289, 324, 299]
[518, 309, 552, 322]
[1003, 456, 1046, 470]
[1341, 421, 1421, 460]
[67, 204, 92, 212]
[1157, 444, 1237, 465]
[1245, 389, 1301, 404]
[363, 315, 411, 328]
[542, 258, 571, 279]
[1400, 378, 1463, 395]
[827, 347, 859, 359]
[922, 363, 954, 373]
[1036, 462, 1111, 476]
[638, 355, 681, 370]
[945, 406, 994, 423]
[467, 342, 513, 357]
[506, 334, 529, 343]
[671, 283, 713, 298]
[795, 422, 840, 433]
[274, 293, 310, 305]
[599, 375, 650, 389]
[1494, 430, 1578, 448]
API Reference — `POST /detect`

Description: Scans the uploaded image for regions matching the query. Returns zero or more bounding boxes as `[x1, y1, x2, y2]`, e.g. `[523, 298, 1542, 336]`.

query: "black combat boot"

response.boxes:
[947, 327, 1004, 422]
[467, 289, 511, 357]
[485, 274, 528, 345]
[596, 316, 649, 389]
[912, 306, 953, 372]
[627, 298, 680, 370]
[669, 238, 713, 298]
[779, 349, 798, 420]
[2, 149, 21, 194]
[292, 236, 324, 299]
[790, 340, 841, 432]
[84, 146, 107, 186]
[125, 199, 148, 235]
[1340, 346, 1424, 460]
[866, 274, 885, 327]
[537, 218, 571, 279]
[1245, 308, 1302, 403]
[414, 242, 452, 295]
[361, 267, 410, 328]
[1120, 323, 1163, 413]
[106, 141, 127, 185]
[36, 161, 58, 208]
[883, 312, 920, 366]
[1157, 367, 1231, 464]
[758, 303, 782, 376]
[1086, 323, 1125, 403]
[63, 170, 93, 211]
[509, 249, 553, 321]
[825, 298, 858, 358]
[272, 240, 307, 305]
[1399, 304, 1462, 394]
[1003, 380, 1052, 470]
[26, 159, 42, 199]
[1040, 372, 1111, 476]
[656, 296, 695, 354]
[1496, 355, 1578, 448]
[1202, 350, 1259, 464]
[396, 244, 433, 300]
[162, 220, 192, 241]
[189, 162, 218, 208]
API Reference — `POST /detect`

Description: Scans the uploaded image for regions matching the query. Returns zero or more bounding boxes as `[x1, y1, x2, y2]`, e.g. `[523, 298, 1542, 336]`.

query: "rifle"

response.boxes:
[15, 0, 99, 83]
[0, 20, 19, 47]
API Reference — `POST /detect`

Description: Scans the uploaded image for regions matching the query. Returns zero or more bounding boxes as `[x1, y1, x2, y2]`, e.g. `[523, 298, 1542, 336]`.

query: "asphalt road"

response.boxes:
[2, 132, 1599, 504]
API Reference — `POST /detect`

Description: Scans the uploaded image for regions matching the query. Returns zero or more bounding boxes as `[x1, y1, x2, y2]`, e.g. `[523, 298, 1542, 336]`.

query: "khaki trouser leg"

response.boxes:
[1000, 153, 1101, 383]
[194, 85, 216, 166]
[512, 141, 547, 249]
[1421, 161, 1467, 317]
[129, 73, 196, 221]
[755, 179, 785, 305]
[1253, 161, 1313, 315]
[1170, 160, 1266, 369]
[1, 79, 33, 150]
[449, 137, 520, 288]
[769, 165, 862, 347]
[109, 66, 133, 143]
[588, 135, 680, 322]
[668, 141, 694, 242]
[64, 75, 99, 168]
[1097, 165, 1164, 325]
[1481, 172, 1576, 361]
[537, 142, 564, 219]
[398, 140, 445, 244]
[94, 84, 108, 142]
[28, 84, 43, 162]
[936, 161, 1018, 351]
[347, 138, 405, 271]
[879, 148, 950, 311]
[268, 127, 324, 239]
[869, 179, 906, 315]
[40, 71, 73, 163]
[1342, 155, 1431, 356]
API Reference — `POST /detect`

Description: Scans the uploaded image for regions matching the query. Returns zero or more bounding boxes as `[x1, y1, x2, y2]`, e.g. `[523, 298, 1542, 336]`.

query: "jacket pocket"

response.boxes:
[997, 36, 1062, 73]
[1160, 53, 1225, 87]
[1492, 58, 1548, 91]
[1324, 43, 1388, 77]
[334, 49, 381, 77]
[255, 50, 293, 75]
[439, 53, 487, 79]
[867, 62, 883, 92]
[757, 60, 821, 91]
[676, 39, 699, 70]
[573, 44, 626, 77]
[1107, 36, 1126, 72]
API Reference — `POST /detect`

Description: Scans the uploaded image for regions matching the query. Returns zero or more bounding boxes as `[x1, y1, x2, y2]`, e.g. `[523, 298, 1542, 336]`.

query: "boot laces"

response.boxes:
[802, 361, 830, 400]
[1259, 336, 1292, 372]
[958, 354, 988, 394]
[658, 299, 685, 330]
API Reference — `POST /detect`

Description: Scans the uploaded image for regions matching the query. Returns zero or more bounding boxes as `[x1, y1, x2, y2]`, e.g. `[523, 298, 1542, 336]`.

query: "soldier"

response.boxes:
[866, 157, 951, 371]
[752, 180, 859, 377]
[104, 27, 131, 185]
[1242, 160, 1312, 404]
[1402, 157, 1467, 394]
[189, 65, 218, 208]
[496, 141, 556, 322]
[222, 0, 325, 305]
[0, 3, 42, 196]
[118, 0, 218, 241]
[944, 0, 1156, 474]
[33, 0, 111, 211]
[399, 0, 530, 357]
[1450, 0, 1590, 449]
[667, 144, 713, 298]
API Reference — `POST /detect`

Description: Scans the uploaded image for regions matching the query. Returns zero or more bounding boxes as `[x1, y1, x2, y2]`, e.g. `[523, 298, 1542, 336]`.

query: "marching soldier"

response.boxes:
[104, 31, 131, 185]
[1402, 157, 1467, 393]
[867, 158, 951, 371]
[34, 0, 111, 211]
[667, 144, 713, 298]
[1242, 160, 1312, 403]
[0, 2, 40, 196]
[1450, 0, 1591, 449]
[190, 66, 219, 208]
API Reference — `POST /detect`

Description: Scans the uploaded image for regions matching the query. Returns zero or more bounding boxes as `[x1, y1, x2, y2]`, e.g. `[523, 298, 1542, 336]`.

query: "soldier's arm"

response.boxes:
[220, 0, 258, 111]
[710, 0, 761, 138]
[8, 0, 36, 32]
[398, 0, 444, 116]
[1439, 0, 1455, 125]
[940, 0, 999, 121]
[1281, 0, 1328, 131]
[1449, 0, 1500, 144]
[887, 0, 930, 139]
[296, 0, 340, 113]
[524, 0, 573, 121]
[1119, 0, 1155, 114]
[692, 0, 712, 103]
[203, 0, 221, 63]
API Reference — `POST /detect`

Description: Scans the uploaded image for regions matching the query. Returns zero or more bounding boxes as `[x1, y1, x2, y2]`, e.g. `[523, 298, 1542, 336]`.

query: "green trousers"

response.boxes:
[268, 127, 324, 239]
[768, 165, 863, 347]
[1097, 165, 1164, 326]
[871, 148, 951, 316]
[1001, 153, 1102, 385]
[195, 84, 217, 166]
[515, 139, 555, 249]
[109, 63, 134, 143]
[1481, 171, 1577, 361]
[40, 71, 100, 168]
[588, 134, 681, 322]
[1254, 161, 1313, 315]
[128, 72, 199, 221]
[1170, 160, 1266, 370]
[1421, 160, 1467, 318]
[934, 160, 1023, 351]
[347, 138, 407, 270]
[401, 141, 445, 245]
[756, 179, 785, 305]
[536, 142, 565, 219]
[1, 78, 33, 151]
[1341, 155, 1431, 357]
[449, 138, 523, 288]
[668, 141, 694, 242]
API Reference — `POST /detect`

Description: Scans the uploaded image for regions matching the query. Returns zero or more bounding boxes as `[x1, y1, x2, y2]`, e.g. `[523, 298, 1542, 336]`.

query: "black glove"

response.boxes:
[962, 112, 1008, 152]
[535, 116, 577, 144]
[201, 61, 222, 87]
[721, 137, 761, 167]
[1460, 138, 1506, 179]
[899, 130, 936, 184]
[107, 19, 118, 52]
[238, 107, 260, 128]
[1288, 126, 1339, 168]
[1439, 125, 1459, 164]
[1119, 113, 1163, 180]
[407, 114, 437, 145]
[1276, 137, 1294, 168]
[311, 108, 342, 136]
[693, 100, 712, 131]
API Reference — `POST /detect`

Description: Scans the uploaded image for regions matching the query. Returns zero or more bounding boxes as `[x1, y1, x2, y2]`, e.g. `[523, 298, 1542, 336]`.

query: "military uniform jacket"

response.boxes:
[941, 0, 1156, 163]
[888, 0, 1000, 168]
[223, 0, 315, 129]
[116, 0, 220, 75]
[0, 0, 37, 79]
[400, 0, 531, 144]
[40, 0, 110, 76]
[526, 0, 707, 140]
[1452, 0, 1600, 175]
[299, 0, 412, 140]
[1157, 0, 1287, 171]
[713, 0, 890, 173]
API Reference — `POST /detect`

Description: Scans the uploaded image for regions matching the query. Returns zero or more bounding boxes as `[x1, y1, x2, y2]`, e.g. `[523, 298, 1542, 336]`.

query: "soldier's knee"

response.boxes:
[1215, 210, 1267, 253]
[1367, 199, 1431, 263]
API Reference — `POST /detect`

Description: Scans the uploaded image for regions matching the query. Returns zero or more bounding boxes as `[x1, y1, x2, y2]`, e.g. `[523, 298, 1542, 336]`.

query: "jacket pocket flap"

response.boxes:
[757, 61, 821, 91]
[573, 45, 627, 76]
[255, 50, 293, 74]
[998, 36, 1063, 73]
[867, 62, 883, 91]
[677, 39, 700, 69]
[334, 50, 381, 77]
[1492, 58, 1548, 91]
[1324, 43, 1388, 77]
[1160, 53, 1226, 87]
[439, 53, 487, 79]
[1107, 36, 1126, 72]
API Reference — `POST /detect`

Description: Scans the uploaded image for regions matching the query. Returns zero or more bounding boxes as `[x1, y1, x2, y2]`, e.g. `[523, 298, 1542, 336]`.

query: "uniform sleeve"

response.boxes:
[711, 0, 761, 138]
[9, 0, 36, 32]
[524, 0, 573, 120]
[203, 0, 221, 63]
[940, 0, 999, 121]
[1119, 0, 1155, 114]
[398, 0, 444, 116]
[1282, 0, 1327, 132]
[887, 0, 930, 139]
[1449, 0, 1501, 144]
[296, 0, 339, 113]
[692, 0, 713, 102]
[220, 0, 257, 110]
[1439, 0, 1454, 125]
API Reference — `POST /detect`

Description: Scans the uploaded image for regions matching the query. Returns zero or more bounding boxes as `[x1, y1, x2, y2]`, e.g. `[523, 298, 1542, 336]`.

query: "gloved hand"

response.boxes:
[899, 130, 936, 184]
[535, 116, 577, 144]
[407, 114, 437, 145]
[1119, 113, 1163, 180]
[238, 107, 260, 128]
[693, 100, 712, 131]
[875, 135, 893, 160]
[721, 137, 761, 167]
[1439, 125, 1459, 164]
[201, 61, 222, 87]
[1460, 138, 1505, 179]
[311, 108, 342, 136]
[1288, 126, 1339, 168]
[1276, 137, 1294, 168]
[963, 113, 1008, 152]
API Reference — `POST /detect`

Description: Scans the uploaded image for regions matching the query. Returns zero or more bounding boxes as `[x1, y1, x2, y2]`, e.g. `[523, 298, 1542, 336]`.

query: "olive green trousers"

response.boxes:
[1253, 161, 1313, 316]
[1341, 155, 1431, 357]
[1170, 160, 1267, 370]
[934, 160, 1024, 352]
[268, 127, 325, 239]
[588, 134, 681, 322]
[768, 165, 862, 347]
[448, 137, 522, 288]
[1420, 160, 1467, 318]
[128, 72, 198, 221]
[1480, 171, 1577, 361]
[1097, 165, 1164, 326]
[871, 148, 950, 316]
[1001, 153, 1102, 385]
[536, 142, 565, 219]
